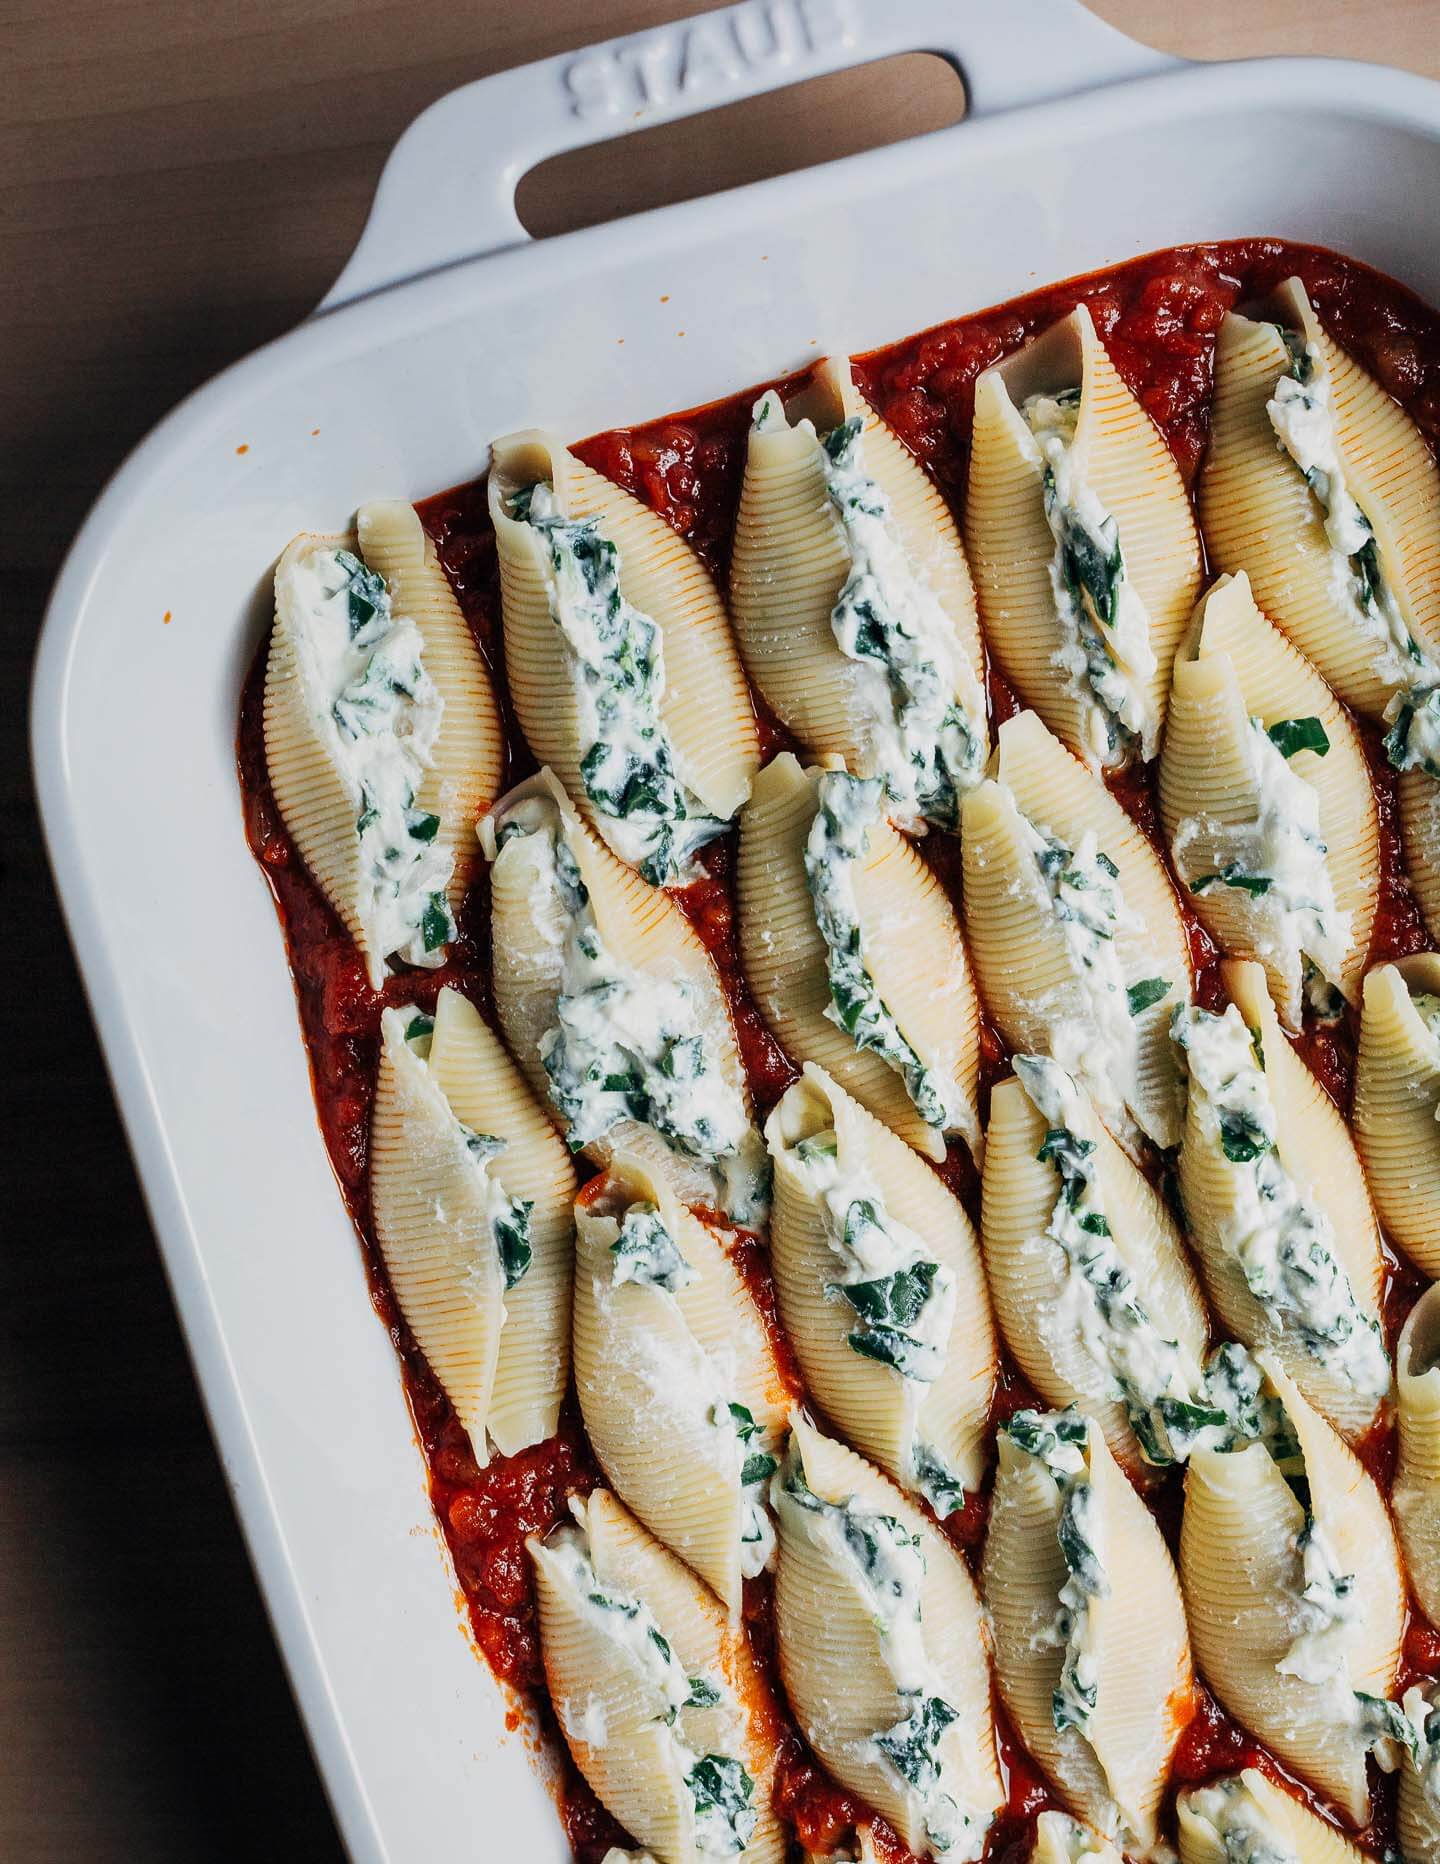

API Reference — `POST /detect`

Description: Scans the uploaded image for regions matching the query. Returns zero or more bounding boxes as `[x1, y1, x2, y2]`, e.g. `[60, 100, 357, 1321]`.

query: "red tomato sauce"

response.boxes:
[238, 241, 1440, 1861]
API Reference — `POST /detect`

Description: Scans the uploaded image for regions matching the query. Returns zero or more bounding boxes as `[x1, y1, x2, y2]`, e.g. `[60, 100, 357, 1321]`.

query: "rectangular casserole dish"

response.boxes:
[31, 2, 1440, 1856]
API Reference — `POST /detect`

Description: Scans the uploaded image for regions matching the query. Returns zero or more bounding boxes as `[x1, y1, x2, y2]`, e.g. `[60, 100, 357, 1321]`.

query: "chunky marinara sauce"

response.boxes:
[238, 241, 1440, 1861]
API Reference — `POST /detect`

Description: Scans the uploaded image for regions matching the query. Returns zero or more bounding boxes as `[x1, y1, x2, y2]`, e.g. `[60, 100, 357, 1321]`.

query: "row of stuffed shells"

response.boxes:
[1199, 273, 1440, 948]
[264, 500, 503, 986]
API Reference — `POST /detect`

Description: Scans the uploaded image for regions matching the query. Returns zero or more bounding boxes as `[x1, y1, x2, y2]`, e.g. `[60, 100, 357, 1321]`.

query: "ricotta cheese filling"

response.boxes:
[1014, 1056, 1216, 1466]
[398, 1009, 534, 1288]
[1002, 1410, 1108, 1739]
[772, 1450, 983, 1859]
[544, 1512, 758, 1857]
[286, 545, 455, 980]
[787, 1128, 964, 1515]
[501, 805, 768, 1224]
[1020, 389, 1159, 769]
[509, 482, 725, 886]
[1172, 1005, 1389, 1403]
[1173, 713, 1351, 1011]
[1266, 331, 1440, 777]
[752, 391, 986, 832]
[1182, 1776, 1299, 1864]
[805, 772, 970, 1139]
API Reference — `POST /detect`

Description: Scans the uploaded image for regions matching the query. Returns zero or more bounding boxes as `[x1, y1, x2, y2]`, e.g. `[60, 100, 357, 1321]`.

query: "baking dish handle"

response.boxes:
[320, 0, 1179, 312]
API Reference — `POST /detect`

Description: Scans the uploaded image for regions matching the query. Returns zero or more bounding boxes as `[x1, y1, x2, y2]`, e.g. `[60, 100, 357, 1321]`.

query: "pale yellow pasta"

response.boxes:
[426, 984, 576, 1454]
[1030, 1811, 1121, 1863]
[1180, 1351, 1404, 1823]
[981, 1064, 1208, 1478]
[264, 512, 501, 985]
[1354, 955, 1440, 1275]
[1158, 572, 1378, 1026]
[735, 753, 981, 1160]
[1397, 1284, 1440, 1629]
[727, 356, 987, 830]
[1176, 960, 1388, 1443]
[1176, 1768, 1366, 1864]
[488, 432, 757, 878]
[572, 1151, 787, 1615]
[1199, 275, 1440, 720]
[1399, 773, 1440, 945]
[771, 1413, 1002, 1859]
[1397, 1681, 1440, 1863]
[960, 710, 1191, 1151]
[479, 769, 764, 1220]
[982, 1411, 1191, 1850]
[530, 1488, 784, 1864]
[765, 1063, 996, 1510]
[965, 303, 1200, 770]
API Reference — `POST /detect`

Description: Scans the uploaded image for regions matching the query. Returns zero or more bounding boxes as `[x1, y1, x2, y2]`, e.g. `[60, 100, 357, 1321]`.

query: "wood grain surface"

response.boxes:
[5, 1, 1438, 1856]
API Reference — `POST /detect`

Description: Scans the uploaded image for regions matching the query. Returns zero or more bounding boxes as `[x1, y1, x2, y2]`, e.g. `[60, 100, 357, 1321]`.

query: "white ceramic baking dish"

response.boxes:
[30, 1, 1440, 1856]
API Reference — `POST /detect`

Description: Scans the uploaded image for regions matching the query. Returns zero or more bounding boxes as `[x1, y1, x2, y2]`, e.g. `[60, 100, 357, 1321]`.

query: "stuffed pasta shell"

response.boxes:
[530, 1487, 784, 1864]
[982, 1409, 1192, 1851]
[765, 1064, 996, 1516]
[572, 1152, 788, 1614]
[488, 431, 758, 885]
[1354, 955, 1440, 1275]
[1174, 962, 1388, 1443]
[264, 504, 502, 986]
[1176, 1768, 1367, 1864]
[771, 1413, 1002, 1860]
[961, 710, 1191, 1152]
[965, 303, 1201, 772]
[736, 755, 981, 1160]
[370, 986, 575, 1461]
[1180, 1348, 1405, 1824]
[480, 769, 767, 1225]
[1199, 276, 1440, 750]
[1397, 1681, 1440, 1864]
[981, 1056, 1210, 1476]
[1396, 1285, 1440, 1629]
[1159, 572, 1377, 1028]
[1030, 1812, 1121, 1864]
[728, 357, 987, 833]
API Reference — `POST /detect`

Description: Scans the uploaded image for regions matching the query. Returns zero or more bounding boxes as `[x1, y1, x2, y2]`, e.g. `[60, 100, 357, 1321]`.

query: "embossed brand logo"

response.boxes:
[562, 0, 858, 122]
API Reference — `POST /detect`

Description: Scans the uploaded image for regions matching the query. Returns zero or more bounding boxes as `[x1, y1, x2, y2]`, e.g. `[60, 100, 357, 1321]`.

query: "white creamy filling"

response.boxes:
[285, 546, 455, 979]
[1173, 716, 1351, 1004]
[1014, 1056, 1211, 1466]
[510, 483, 723, 884]
[1266, 337, 1440, 777]
[1183, 1777, 1299, 1864]
[1020, 390, 1158, 768]
[501, 808, 767, 1224]
[752, 391, 985, 832]
[1173, 1005, 1389, 1402]
[789, 1130, 962, 1513]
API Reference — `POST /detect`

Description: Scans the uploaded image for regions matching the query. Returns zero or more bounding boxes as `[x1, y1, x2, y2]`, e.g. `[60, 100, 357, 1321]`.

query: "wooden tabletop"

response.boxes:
[6, 1, 1439, 1856]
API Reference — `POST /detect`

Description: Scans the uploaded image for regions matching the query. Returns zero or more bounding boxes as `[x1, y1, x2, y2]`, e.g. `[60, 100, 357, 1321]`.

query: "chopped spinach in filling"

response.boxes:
[1266, 333, 1440, 779]
[1016, 1056, 1219, 1466]
[510, 482, 725, 884]
[686, 1753, 758, 1857]
[1172, 1004, 1388, 1402]
[1181, 1775, 1301, 1864]
[609, 1204, 698, 1292]
[804, 771, 970, 1138]
[289, 544, 455, 979]
[1020, 389, 1158, 768]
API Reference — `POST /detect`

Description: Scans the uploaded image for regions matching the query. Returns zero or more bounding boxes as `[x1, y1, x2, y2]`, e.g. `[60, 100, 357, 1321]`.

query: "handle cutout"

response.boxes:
[515, 51, 966, 240]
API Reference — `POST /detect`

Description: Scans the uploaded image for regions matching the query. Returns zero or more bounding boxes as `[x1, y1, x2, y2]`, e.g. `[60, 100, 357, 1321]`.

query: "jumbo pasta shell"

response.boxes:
[982, 1417, 1192, 1849]
[489, 431, 758, 851]
[427, 984, 576, 1455]
[1396, 1285, 1440, 1629]
[981, 1072, 1208, 1478]
[735, 753, 980, 1160]
[1399, 772, 1440, 948]
[1398, 1683, 1440, 1864]
[1176, 1769, 1367, 1864]
[1158, 572, 1378, 1027]
[1031, 1812, 1121, 1864]
[765, 1063, 997, 1502]
[966, 304, 1200, 769]
[728, 356, 986, 792]
[1199, 277, 1440, 719]
[1179, 1352, 1404, 1823]
[1354, 955, 1440, 1274]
